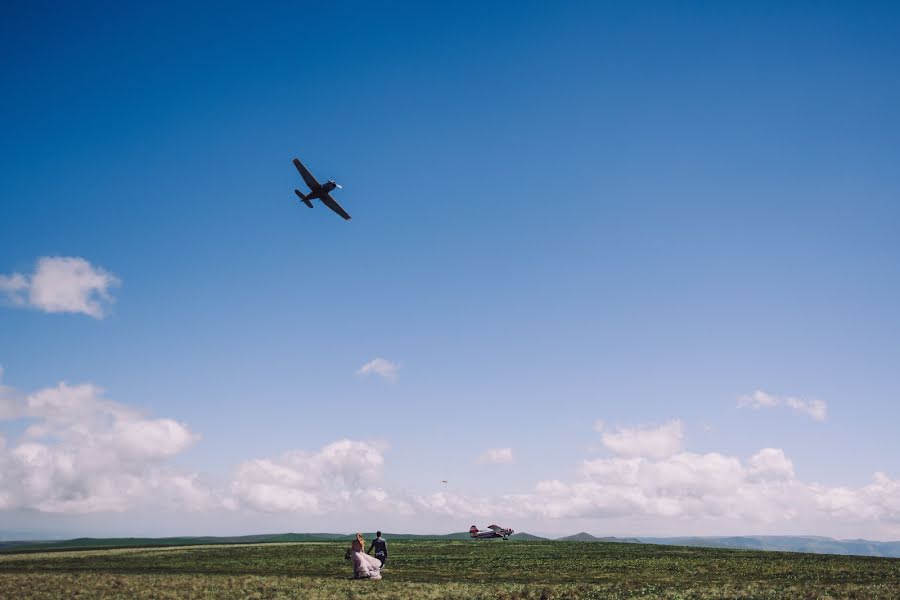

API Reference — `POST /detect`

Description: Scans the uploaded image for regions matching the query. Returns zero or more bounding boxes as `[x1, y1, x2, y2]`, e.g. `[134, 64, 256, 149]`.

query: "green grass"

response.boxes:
[1, 540, 898, 599]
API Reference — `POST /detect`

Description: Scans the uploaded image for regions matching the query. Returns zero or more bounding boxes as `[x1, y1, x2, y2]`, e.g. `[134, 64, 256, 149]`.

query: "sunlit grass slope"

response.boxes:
[1, 540, 897, 599]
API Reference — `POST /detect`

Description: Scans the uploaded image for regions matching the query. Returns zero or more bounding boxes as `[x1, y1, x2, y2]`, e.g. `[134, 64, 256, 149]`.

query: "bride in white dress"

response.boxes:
[348, 533, 382, 579]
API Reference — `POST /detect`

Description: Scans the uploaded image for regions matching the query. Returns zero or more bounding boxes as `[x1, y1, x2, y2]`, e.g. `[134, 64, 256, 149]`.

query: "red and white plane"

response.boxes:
[469, 524, 514, 540]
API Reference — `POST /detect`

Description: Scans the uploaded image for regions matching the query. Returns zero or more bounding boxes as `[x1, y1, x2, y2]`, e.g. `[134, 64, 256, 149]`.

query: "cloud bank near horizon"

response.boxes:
[0, 379, 212, 513]
[230, 439, 393, 515]
[0, 375, 896, 538]
[415, 420, 898, 532]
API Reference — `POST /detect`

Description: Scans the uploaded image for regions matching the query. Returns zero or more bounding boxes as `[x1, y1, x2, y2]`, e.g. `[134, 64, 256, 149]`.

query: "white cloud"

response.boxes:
[737, 390, 779, 409]
[230, 439, 387, 514]
[0, 379, 211, 513]
[517, 448, 806, 522]
[3, 370, 894, 539]
[748, 448, 795, 481]
[412, 491, 504, 518]
[813, 472, 900, 522]
[0, 273, 28, 300]
[356, 357, 399, 381]
[0, 257, 120, 318]
[737, 390, 827, 422]
[477, 447, 514, 464]
[404, 419, 900, 538]
[785, 397, 828, 421]
[600, 420, 683, 459]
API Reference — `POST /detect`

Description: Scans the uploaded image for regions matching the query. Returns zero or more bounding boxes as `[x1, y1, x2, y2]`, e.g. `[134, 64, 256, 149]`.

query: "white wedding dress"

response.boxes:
[352, 551, 383, 579]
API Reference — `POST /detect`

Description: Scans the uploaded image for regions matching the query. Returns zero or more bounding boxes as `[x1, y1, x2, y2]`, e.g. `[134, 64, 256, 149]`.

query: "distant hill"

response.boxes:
[510, 532, 548, 541]
[2, 532, 898, 558]
[638, 536, 900, 558]
[557, 532, 640, 543]
[0, 531, 482, 553]
[0, 540, 46, 551]
[557, 532, 597, 542]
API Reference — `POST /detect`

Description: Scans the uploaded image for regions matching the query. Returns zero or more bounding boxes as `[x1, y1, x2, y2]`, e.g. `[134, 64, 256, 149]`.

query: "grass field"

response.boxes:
[1, 540, 898, 599]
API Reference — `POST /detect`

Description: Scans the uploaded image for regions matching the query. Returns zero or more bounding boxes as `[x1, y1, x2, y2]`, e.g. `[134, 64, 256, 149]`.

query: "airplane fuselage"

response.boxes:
[305, 181, 339, 200]
[470, 525, 514, 540]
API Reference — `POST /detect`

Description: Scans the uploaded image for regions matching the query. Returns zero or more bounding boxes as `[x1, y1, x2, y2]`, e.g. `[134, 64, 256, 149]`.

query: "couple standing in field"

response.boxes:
[346, 531, 388, 579]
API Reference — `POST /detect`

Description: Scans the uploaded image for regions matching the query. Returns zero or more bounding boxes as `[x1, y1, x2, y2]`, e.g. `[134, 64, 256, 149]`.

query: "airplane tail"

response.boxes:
[469, 525, 478, 536]
[294, 189, 313, 208]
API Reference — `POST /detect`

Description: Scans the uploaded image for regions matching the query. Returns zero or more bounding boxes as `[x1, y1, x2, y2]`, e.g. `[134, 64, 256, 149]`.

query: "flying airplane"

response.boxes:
[292, 158, 351, 220]
[469, 524, 514, 540]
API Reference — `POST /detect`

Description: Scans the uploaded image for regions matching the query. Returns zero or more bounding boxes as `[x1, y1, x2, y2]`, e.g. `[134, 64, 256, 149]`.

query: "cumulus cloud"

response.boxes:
[539, 447, 803, 522]
[413, 490, 507, 518]
[598, 420, 684, 459]
[230, 439, 388, 514]
[477, 447, 514, 464]
[0, 274, 28, 298]
[356, 357, 399, 381]
[409, 419, 899, 537]
[4, 368, 894, 538]
[785, 397, 828, 421]
[814, 472, 900, 522]
[1, 373, 397, 518]
[0, 378, 211, 513]
[737, 390, 779, 410]
[748, 448, 795, 481]
[737, 390, 827, 421]
[0, 257, 120, 318]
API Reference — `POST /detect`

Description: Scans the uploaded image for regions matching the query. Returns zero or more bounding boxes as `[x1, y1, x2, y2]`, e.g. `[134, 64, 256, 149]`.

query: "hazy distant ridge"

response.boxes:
[2, 533, 898, 558]
[637, 536, 900, 558]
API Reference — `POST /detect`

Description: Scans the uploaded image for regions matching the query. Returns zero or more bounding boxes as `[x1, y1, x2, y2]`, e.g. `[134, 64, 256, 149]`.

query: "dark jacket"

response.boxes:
[368, 536, 387, 560]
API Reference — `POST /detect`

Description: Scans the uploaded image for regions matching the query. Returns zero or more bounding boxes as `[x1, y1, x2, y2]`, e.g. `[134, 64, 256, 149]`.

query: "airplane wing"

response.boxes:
[321, 193, 352, 220]
[487, 525, 502, 532]
[292, 158, 320, 189]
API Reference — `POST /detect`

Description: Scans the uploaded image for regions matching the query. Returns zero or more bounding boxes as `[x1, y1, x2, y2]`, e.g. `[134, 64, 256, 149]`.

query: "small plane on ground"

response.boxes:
[292, 157, 351, 220]
[469, 524, 514, 540]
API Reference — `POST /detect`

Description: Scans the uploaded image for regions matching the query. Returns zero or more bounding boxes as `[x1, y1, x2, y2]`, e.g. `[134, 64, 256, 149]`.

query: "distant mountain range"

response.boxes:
[637, 535, 900, 558]
[1, 532, 898, 558]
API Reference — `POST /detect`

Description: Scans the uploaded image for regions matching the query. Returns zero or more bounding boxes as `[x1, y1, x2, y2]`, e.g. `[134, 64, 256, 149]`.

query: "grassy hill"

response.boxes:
[1, 539, 897, 599]
[5, 532, 899, 557]
[0, 531, 500, 553]
[510, 532, 548, 541]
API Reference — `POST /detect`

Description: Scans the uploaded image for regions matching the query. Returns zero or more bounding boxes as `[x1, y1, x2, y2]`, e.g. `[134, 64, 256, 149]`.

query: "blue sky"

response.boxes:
[1, 1, 899, 539]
